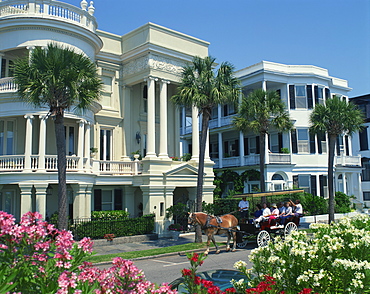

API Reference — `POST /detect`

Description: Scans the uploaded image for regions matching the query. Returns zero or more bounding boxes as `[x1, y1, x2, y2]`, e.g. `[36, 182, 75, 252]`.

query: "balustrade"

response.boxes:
[0, 77, 16, 92]
[0, 0, 97, 32]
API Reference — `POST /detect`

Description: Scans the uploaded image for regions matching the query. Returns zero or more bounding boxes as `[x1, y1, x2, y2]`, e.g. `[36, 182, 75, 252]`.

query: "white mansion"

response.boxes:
[0, 0, 366, 235]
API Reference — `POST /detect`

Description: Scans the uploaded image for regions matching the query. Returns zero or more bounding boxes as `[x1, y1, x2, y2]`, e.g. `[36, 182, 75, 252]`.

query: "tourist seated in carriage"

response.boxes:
[278, 202, 285, 214]
[253, 203, 271, 227]
[289, 199, 303, 217]
[279, 201, 294, 225]
[253, 204, 263, 218]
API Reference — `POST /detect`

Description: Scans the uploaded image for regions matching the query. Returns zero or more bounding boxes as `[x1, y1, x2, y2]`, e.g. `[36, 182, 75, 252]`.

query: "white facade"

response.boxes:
[0, 0, 215, 235]
[181, 61, 363, 204]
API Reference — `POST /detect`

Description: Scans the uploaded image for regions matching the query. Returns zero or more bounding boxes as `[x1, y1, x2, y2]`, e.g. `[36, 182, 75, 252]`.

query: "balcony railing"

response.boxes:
[0, 154, 142, 175]
[335, 155, 361, 167]
[0, 77, 16, 92]
[0, 0, 97, 32]
[268, 153, 291, 164]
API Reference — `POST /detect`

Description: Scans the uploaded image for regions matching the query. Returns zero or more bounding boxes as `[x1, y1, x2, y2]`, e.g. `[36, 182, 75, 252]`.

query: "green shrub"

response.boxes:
[91, 210, 129, 219]
[335, 191, 352, 213]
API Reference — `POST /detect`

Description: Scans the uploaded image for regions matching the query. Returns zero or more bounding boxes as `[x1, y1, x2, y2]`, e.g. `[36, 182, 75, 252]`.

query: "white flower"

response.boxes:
[233, 260, 247, 270]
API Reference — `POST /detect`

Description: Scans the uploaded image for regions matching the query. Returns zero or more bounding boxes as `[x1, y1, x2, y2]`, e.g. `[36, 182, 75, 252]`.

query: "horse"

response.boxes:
[188, 212, 238, 255]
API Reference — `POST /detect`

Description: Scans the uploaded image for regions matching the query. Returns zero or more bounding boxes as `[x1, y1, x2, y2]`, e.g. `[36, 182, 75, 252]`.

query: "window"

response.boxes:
[101, 76, 113, 107]
[319, 175, 328, 197]
[223, 139, 239, 157]
[64, 126, 75, 156]
[317, 132, 327, 154]
[209, 142, 219, 159]
[297, 129, 309, 153]
[269, 133, 282, 153]
[362, 158, 370, 181]
[359, 127, 369, 151]
[223, 103, 235, 116]
[363, 192, 370, 201]
[211, 106, 218, 119]
[298, 175, 310, 193]
[314, 86, 324, 105]
[271, 173, 285, 191]
[0, 120, 15, 155]
[93, 189, 123, 211]
[249, 137, 259, 154]
[0, 190, 15, 215]
[295, 85, 307, 108]
[100, 129, 112, 161]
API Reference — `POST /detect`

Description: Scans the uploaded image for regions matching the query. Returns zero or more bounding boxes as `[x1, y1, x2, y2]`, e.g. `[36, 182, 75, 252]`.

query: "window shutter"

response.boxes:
[114, 189, 123, 210]
[94, 189, 102, 211]
[313, 85, 319, 106]
[289, 85, 296, 109]
[325, 88, 331, 100]
[360, 127, 369, 151]
[293, 175, 299, 189]
[244, 137, 249, 155]
[291, 130, 298, 153]
[307, 85, 313, 109]
[345, 135, 350, 156]
[336, 136, 341, 155]
[319, 175, 327, 197]
[276, 89, 281, 99]
[235, 139, 239, 156]
[224, 141, 228, 156]
[256, 136, 260, 154]
[278, 133, 283, 152]
[310, 175, 317, 196]
[309, 132, 316, 154]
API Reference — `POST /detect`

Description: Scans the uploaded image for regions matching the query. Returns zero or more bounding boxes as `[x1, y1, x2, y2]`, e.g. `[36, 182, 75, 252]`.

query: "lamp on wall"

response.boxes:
[136, 131, 141, 144]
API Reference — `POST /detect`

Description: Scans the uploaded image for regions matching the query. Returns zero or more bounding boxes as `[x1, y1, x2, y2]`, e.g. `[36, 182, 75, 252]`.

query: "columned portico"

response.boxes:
[159, 79, 170, 159]
[34, 183, 48, 219]
[24, 115, 34, 171]
[19, 183, 33, 216]
[191, 106, 199, 160]
[145, 76, 158, 158]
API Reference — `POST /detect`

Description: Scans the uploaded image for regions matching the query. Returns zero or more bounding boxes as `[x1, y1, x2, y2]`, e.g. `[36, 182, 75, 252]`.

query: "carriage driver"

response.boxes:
[238, 196, 249, 220]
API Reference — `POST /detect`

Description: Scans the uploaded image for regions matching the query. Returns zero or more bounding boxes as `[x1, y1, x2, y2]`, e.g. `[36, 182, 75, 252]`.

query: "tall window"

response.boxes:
[361, 158, 370, 181]
[101, 75, 113, 107]
[100, 129, 112, 161]
[297, 129, 309, 153]
[0, 120, 15, 155]
[223, 139, 239, 157]
[363, 192, 370, 201]
[209, 142, 219, 159]
[314, 86, 324, 105]
[295, 85, 307, 108]
[93, 189, 123, 211]
[293, 174, 310, 193]
[359, 127, 369, 151]
[269, 133, 282, 153]
[64, 126, 75, 156]
[223, 103, 236, 116]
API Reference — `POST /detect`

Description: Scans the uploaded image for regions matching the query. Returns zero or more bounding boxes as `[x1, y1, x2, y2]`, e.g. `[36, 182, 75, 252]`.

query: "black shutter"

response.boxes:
[244, 137, 249, 155]
[317, 132, 325, 154]
[293, 175, 299, 189]
[94, 189, 102, 211]
[114, 189, 123, 210]
[268, 134, 271, 151]
[336, 136, 341, 155]
[276, 89, 281, 99]
[310, 175, 317, 196]
[325, 88, 331, 100]
[235, 139, 239, 156]
[256, 136, 260, 154]
[278, 133, 283, 152]
[360, 127, 369, 151]
[314, 85, 319, 106]
[224, 141, 228, 156]
[345, 135, 349, 156]
[291, 130, 298, 154]
[309, 132, 316, 154]
[289, 85, 296, 109]
[307, 85, 313, 109]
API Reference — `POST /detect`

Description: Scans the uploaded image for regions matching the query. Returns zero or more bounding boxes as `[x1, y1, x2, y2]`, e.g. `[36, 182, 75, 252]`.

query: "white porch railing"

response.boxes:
[268, 153, 291, 164]
[0, 154, 142, 175]
[335, 155, 361, 167]
[0, 77, 17, 92]
[0, 0, 97, 32]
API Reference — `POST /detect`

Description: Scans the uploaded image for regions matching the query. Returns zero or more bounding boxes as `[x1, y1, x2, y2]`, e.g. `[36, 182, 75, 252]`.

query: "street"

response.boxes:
[133, 244, 255, 285]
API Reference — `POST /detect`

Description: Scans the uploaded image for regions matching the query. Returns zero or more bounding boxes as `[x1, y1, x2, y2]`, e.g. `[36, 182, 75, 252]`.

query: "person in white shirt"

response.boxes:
[289, 199, 303, 217]
[254, 203, 271, 225]
[238, 197, 249, 220]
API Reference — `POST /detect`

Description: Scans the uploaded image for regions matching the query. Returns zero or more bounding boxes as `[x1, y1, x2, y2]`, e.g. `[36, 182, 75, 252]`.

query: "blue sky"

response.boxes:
[67, 0, 369, 97]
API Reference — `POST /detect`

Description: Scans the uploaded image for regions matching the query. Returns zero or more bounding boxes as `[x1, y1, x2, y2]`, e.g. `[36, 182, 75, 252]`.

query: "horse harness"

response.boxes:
[202, 214, 236, 232]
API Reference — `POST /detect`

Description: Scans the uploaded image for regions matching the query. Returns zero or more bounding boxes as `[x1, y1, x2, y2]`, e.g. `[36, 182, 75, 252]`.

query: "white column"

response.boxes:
[24, 115, 34, 171]
[191, 106, 199, 160]
[84, 122, 91, 158]
[239, 131, 244, 166]
[181, 107, 186, 135]
[343, 173, 348, 195]
[145, 76, 157, 158]
[77, 120, 84, 171]
[85, 185, 93, 218]
[265, 133, 270, 164]
[218, 132, 223, 168]
[262, 80, 267, 91]
[72, 184, 90, 219]
[19, 183, 33, 216]
[205, 129, 210, 160]
[34, 183, 48, 219]
[159, 80, 170, 158]
[217, 104, 222, 127]
[38, 115, 47, 172]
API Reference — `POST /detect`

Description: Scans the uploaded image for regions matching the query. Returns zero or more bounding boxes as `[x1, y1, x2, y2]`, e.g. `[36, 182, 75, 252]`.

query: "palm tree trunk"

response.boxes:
[194, 112, 210, 243]
[54, 113, 68, 230]
[259, 133, 266, 193]
[328, 135, 336, 224]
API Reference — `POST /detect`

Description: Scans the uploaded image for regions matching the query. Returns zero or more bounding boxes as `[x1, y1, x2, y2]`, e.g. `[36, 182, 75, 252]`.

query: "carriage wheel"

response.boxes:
[257, 230, 271, 247]
[284, 222, 298, 237]
[236, 235, 249, 248]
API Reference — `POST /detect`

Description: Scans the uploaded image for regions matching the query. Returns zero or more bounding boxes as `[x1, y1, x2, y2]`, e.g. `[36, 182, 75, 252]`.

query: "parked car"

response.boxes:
[169, 269, 246, 292]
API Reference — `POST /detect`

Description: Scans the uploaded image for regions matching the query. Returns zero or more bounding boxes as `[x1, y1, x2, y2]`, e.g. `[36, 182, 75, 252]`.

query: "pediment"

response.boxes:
[164, 163, 199, 176]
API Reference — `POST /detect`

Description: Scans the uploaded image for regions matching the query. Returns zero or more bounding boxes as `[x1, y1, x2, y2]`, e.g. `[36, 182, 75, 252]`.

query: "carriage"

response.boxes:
[233, 190, 304, 248]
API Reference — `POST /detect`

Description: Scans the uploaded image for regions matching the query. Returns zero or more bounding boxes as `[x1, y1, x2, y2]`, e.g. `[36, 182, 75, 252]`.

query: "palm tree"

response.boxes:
[13, 43, 102, 230]
[233, 89, 293, 193]
[310, 96, 364, 223]
[172, 56, 240, 242]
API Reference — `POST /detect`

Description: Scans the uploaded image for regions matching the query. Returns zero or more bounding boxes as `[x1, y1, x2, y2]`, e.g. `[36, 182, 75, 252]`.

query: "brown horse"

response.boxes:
[188, 212, 238, 255]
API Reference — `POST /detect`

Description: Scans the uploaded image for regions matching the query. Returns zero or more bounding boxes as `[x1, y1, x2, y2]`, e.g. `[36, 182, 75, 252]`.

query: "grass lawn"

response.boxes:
[87, 242, 224, 264]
